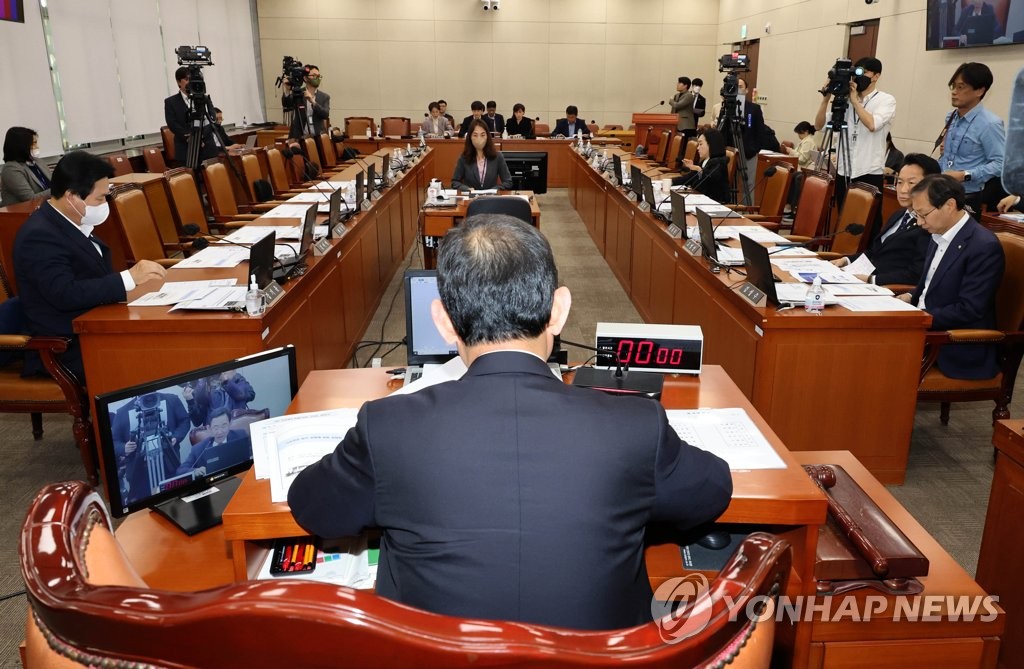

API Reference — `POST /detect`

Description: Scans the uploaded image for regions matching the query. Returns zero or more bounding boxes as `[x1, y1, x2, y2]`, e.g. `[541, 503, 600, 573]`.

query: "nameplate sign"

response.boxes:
[263, 282, 284, 306]
[627, 191, 637, 202]
[313, 238, 333, 256]
[684, 239, 702, 255]
[362, 198, 373, 210]
[667, 224, 684, 239]
[370, 190, 382, 201]
[738, 282, 768, 308]
[638, 201, 651, 213]
[331, 223, 347, 239]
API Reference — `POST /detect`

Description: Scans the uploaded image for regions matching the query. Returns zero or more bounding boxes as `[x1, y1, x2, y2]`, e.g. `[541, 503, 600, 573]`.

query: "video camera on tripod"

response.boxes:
[130, 393, 176, 496]
[175, 45, 213, 102]
[276, 56, 307, 103]
[819, 58, 864, 99]
[174, 45, 218, 169]
[716, 52, 752, 205]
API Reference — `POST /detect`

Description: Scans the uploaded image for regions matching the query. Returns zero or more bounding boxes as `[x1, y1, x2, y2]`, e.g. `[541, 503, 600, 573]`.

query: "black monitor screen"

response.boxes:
[696, 207, 718, 261]
[249, 231, 276, 289]
[613, 154, 624, 184]
[926, 1, 1022, 49]
[355, 171, 364, 212]
[671, 191, 687, 230]
[328, 188, 341, 233]
[739, 233, 779, 306]
[502, 151, 549, 194]
[367, 163, 376, 189]
[96, 346, 298, 518]
[299, 203, 316, 256]
[630, 164, 644, 200]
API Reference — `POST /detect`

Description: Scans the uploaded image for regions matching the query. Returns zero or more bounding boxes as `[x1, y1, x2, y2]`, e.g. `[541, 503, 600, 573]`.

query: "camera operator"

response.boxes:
[814, 57, 896, 212]
[164, 66, 221, 165]
[283, 64, 330, 139]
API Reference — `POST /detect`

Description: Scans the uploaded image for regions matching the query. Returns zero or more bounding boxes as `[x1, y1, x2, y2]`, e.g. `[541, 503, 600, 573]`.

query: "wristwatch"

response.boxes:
[963, 170, 972, 182]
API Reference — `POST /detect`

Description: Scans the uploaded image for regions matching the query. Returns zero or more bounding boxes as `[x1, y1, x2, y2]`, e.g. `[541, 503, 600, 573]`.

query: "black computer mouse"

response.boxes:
[696, 529, 731, 550]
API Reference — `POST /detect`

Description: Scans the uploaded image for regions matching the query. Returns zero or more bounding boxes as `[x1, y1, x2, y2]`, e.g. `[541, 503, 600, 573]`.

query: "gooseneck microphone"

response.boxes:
[560, 337, 627, 379]
[642, 100, 666, 113]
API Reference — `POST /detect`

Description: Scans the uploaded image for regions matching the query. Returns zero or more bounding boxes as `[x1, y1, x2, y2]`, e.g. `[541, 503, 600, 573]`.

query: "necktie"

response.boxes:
[898, 212, 915, 233]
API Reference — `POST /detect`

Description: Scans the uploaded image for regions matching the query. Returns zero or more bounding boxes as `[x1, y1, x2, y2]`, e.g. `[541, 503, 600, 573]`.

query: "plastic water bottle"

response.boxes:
[241, 115, 248, 129]
[427, 178, 441, 202]
[804, 276, 825, 314]
[245, 274, 263, 316]
[365, 126, 372, 140]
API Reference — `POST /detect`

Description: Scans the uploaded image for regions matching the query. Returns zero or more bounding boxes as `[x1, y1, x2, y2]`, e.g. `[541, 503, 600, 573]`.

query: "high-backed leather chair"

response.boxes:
[345, 116, 376, 137]
[107, 184, 186, 266]
[142, 148, 168, 174]
[587, 123, 600, 136]
[301, 136, 324, 173]
[0, 262, 96, 485]
[662, 134, 683, 168]
[22, 480, 790, 669]
[381, 117, 411, 137]
[810, 183, 880, 255]
[917, 229, 1024, 425]
[683, 139, 698, 162]
[263, 147, 299, 195]
[783, 170, 833, 238]
[200, 159, 261, 225]
[534, 122, 550, 135]
[465, 196, 532, 225]
[729, 161, 794, 227]
[652, 130, 672, 163]
[160, 126, 176, 165]
[239, 152, 266, 203]
[317, 133, 338, 169]
[724, 147, 738, 193]
[164, 167, 211, 235]
[602, 124, 623, 130]
[105, 153, 132, 177]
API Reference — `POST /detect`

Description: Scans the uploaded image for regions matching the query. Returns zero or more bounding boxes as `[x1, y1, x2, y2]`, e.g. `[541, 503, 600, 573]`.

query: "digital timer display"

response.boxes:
[595, 336, 702, 374]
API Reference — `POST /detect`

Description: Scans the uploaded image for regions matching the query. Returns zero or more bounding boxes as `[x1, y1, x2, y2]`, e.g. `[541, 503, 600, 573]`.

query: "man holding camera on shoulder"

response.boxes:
[283, 64, 330, 139]
[814, 57, 896, 217]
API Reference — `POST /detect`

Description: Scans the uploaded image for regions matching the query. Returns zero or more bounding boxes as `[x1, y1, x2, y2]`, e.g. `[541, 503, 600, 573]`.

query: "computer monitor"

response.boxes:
[503, 151, 549, 193]
[95, 346, 299, 534]
[612, 154, 624, 185]
[367, 163, 377, 190]
[355, 171, 364, 212]
[641, 173, 668, 220]
[249, 231, 276, 289]
[630, 164, 644, 201]
[696, 207, 719, 261]
[403, 269, 459, 366]
[670, 191, 687, 232]
[327, 187, 341, 238]
[739, 233, 780, 306]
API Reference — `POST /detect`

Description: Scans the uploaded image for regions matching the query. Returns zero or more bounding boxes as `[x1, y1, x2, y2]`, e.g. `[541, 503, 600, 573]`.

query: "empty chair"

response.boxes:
[200, 159, 261, 224]
[107, 184, 188, 266]
[728, 161, 794, 226]
[263, 147, 300, 195]
[587, 123, 599, 136]
[683, 139, 698, 162]
[160, 126, 176, 165]
[381, 117, 411, 137]
[465, 196, 533, 225]
[345, 116, 376, 137]
[661, 134, 683, 170]
[164, 167, 211, 235]
[782, 170, 834, 239]
[21, 479, 791, 669]
[602, 124, 624, 130]
[142, 148, 168, 174]
[105, 153, 132, 176]
[534, 122, 550, 135]
[811, 183, 880, 255]
[652, 130, 672, 163]
[317, 133, 338, 169]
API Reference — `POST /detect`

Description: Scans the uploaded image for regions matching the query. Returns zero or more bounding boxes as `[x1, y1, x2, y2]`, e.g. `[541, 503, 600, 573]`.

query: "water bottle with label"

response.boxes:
[804, 276, 825, 314]
[241, 115, 248, 129]
[245, 274, 263, 316]
[427, 178, 441, 203]
[365, 126, 372, 140]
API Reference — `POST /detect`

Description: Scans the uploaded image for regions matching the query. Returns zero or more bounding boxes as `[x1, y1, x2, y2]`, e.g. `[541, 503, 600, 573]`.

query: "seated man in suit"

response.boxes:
[898, 174, 1005, 379]
[483, 100, 504, 135]
[438, 99, 456, 128]
[212, 108, 244, 151]
[831, 153, 941, 285]
[551, 105, 590, 138]
[457, 100, 486, 138]
[164, 66, 221, 166]
[176, 409, 250, 477]
[289, 214, 732, 631]
[12, 151, 166, 382]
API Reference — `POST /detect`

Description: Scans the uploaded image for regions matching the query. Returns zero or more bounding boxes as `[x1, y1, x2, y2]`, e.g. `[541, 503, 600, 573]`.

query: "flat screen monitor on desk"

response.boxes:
[274, 203, 316, 280]
[403, 269, 459, 368]
[95, 346, 299, 535]
[738, 233, 781, 306]
[630, 164, 644, 201]
[249, 231, 276, 289]
[612, 154, 624, 185]
[355, 171, 364, 212]
[502, 151, 548, 194]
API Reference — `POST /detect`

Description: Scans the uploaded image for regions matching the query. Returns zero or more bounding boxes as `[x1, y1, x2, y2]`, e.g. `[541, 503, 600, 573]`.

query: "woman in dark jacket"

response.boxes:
[674, 128, 731, 203]
[1, 127, 51, 206]
[451, 119, 512, 191]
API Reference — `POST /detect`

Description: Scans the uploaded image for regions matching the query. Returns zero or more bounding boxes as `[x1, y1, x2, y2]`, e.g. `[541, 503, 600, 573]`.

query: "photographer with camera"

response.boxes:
[282, 62, 330, 139]
[814, 57, 896, 213]
[164, 66, 221, 166]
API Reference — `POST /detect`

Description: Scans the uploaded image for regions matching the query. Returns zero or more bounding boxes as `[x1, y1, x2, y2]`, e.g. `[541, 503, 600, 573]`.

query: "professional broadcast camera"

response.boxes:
[819, 58, 864, 98]
[276, 56, 307, 99]
[131, 393, 176, 496]
[718, 52, 750, 72]
[175, 45, 213, 99]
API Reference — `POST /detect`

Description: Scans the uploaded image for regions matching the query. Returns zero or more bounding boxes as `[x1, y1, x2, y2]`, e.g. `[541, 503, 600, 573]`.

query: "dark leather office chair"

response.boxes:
[381, 117, 411, 137]
[683, 139, 698, 163]
[160, 126, 176, 165]
[729, 161, 794, 227]
[107, 184, 189, 266]
[465, 196, 533, 225]
[142, 147, 168, 174]
[22, 480, 790, 669]
[105, 153, 132, 177]
[164, 167, 213, 236]
[662, 134, 683, 169]
[811, 183, 880, 256]
[200, 159, 261, 225]
[652, 130, 672, 163]
[917, 230, 1024, 425]
[0, 260, 97, 485]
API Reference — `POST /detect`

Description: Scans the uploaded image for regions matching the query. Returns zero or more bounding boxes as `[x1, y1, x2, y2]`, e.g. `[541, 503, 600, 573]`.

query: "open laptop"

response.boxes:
[244, 135, 258, 149]
[273, 203, 316, 280]
[696, 207, 744, 266]
[402, 270, 459, 385]
[738, 233, 836, 307]
[641, 173, 671, 219]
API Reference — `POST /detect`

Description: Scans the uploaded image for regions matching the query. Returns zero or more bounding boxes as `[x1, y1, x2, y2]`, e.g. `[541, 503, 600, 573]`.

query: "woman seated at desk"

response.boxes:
[673, 128, 730, 204]
[422, 101, 453, 137]
[504, 103, 534, 139]
[451, 120, 512, 191]
[1, 126, 51, 207]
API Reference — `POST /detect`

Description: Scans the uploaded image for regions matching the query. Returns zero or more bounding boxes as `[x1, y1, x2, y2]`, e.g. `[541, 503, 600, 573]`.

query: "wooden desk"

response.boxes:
[976, 419, 1024, 669]
[221, 364, 827, 667]
[598, 129, 636, 151]
[794, 451, 1003, 669]
[420, 192, 541, 269]
[569, 150, 931, 483]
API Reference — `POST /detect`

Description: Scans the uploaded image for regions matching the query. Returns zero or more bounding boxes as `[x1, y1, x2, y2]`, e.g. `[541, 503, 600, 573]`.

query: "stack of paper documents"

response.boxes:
[260, 203, 311, 219]
[128, 279, 238, 307]
[169, 286, 247, 311]
[173, 246, 249, 269]
[666, 408, 785, 470]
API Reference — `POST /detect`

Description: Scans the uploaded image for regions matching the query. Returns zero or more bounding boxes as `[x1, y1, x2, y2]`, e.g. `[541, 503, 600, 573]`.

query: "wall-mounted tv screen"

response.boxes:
[926, 0, 1024, 49]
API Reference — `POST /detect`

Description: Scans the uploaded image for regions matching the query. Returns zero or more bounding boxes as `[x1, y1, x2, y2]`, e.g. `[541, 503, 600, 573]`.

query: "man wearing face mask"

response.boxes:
[12, 151, 166, 382]
[164, 67, 221, 166]
[814, 57, 897, 215]
[287, 64, 330, 139]
[692, 78, 707, 123]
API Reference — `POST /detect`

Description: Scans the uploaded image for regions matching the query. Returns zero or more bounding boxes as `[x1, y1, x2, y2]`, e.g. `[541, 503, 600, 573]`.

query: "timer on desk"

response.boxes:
[594, 323, 703, 375]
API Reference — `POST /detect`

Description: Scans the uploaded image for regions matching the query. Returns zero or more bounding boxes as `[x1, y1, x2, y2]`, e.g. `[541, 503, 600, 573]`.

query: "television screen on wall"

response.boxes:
[926, 0, 1024, 49]
[0, 0, 25, 23]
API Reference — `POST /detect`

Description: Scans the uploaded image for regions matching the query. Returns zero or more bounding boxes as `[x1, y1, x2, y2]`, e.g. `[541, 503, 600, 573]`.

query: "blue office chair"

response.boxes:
[464, 196, 532, 225]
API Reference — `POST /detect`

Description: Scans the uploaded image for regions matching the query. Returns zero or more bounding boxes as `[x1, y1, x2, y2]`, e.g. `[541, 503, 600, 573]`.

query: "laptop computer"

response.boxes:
[244, 135, 258, 149]
[273, 203, 316, 280]
[738, 233, 837, 307]
[641, 173, 670, 219]
[402, 270, 459, 384]
[696, 207, 743, 266]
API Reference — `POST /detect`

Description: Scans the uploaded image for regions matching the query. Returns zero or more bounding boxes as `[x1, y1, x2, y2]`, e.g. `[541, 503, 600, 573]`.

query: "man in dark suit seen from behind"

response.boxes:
[551, 105, 591, 138]
[164, 66, 221, 166]
[483, 100, 505, 135]
[898, 174, 1005, 379]
[13, 152, 166, 383]
[831, 153, 941, 285]
[289, 214, 732, 631]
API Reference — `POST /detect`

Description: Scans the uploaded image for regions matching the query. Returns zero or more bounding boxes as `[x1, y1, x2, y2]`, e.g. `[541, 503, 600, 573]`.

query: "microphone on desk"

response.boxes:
[642, 100, 666, 113]
[560, 337, 664, 398]
[560, 337, 628, 379]
[182, 224, 256, 253]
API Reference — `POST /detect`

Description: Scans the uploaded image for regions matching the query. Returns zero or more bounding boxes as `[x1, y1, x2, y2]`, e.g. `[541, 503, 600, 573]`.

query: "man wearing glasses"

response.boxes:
[938, 62, 1005, 213]
[285, 64, 330, 138]
[898, 174, 1004, 380]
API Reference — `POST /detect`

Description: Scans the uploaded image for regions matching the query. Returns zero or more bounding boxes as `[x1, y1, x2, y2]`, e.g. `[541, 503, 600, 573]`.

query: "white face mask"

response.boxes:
[30, 149, 41, 160]
[472, 137, 487, 150]
[692, 85, 701, 94]
[71, 196, 110, 232]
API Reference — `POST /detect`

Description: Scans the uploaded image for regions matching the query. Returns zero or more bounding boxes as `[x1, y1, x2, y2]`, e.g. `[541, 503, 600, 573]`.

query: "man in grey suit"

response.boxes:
[286, 64, 330, 139]
[670, 76, 697, 142]
[289, 214, 732, 631]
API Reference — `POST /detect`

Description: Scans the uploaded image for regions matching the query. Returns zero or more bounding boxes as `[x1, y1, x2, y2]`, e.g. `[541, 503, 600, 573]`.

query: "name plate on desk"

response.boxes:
[370, 190, 381, 201]
[739, 282, 767, 307]
[627, 191, 637, 202]
[361, 198, 373, 210]
[684, 239, 702, 255]
[263, 282, 284, 306]
[638, 201, 651, 213]
[667, 224, 684, 239]
[331, 222, 347, 239]
[313, 238, 332, 256]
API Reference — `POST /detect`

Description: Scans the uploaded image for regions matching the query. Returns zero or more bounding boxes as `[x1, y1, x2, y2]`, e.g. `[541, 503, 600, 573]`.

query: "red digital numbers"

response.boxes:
[615, 339, 686, 368]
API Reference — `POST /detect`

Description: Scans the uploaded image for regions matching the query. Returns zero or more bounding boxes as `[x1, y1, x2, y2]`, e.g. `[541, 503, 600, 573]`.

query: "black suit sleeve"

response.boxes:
[164, 96, 189, 143]
[873, 231, 930, 286]
[495, 154, 512, 189]
[927, 234, 1004, 331]
[289, 406, 376, 538]
[451, 157, 470, 190]
[17, 226, 126, 314]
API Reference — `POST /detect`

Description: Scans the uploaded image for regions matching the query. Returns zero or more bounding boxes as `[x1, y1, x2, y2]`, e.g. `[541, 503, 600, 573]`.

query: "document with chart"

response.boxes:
[666, 408, 786, 470]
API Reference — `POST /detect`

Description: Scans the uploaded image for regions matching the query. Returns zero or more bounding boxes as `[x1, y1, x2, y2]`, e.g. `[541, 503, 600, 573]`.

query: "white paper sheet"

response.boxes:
[666, 408, 786, 470]
[843, 254, 877, 276]
[168, 286, 247, 311]
[388, 356, 468, 397]
[250, 408, 359, 480]
[720, 227, 789, 244]
[287, 191, 331, 203]
[172, 246, 249, 268]
[773, 283, 838, 305]
[127, 279, 237, 306]
[260, 204, 311, 219]
[826, 283, 894, 296]
[837, 296, 921, 312]
[266, 412, 361, 503]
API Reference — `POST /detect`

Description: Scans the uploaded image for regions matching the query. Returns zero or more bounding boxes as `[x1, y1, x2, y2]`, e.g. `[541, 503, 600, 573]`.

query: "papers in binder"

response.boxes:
[248, 408, 359, 503]
[666, 408, 785, 470]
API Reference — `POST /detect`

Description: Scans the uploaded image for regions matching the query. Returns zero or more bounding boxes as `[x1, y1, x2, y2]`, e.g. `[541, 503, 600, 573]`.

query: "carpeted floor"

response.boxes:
[0, 190, 1006, 667]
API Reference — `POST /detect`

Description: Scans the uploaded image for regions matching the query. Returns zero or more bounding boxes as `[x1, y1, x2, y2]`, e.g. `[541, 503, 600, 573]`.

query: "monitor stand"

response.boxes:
[151, 475, 243, 536]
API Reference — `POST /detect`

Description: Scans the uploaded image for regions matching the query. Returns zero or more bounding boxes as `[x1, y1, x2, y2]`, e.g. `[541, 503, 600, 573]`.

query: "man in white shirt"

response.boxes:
[814, 57, 897, 218]
[898, 174, 1004, 380]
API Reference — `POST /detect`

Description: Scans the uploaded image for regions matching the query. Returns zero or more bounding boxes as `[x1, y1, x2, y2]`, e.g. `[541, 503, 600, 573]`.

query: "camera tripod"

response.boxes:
[184, 90, 221, 170]
[716, 73, 752, 206]
[814, 94, 854, 234]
